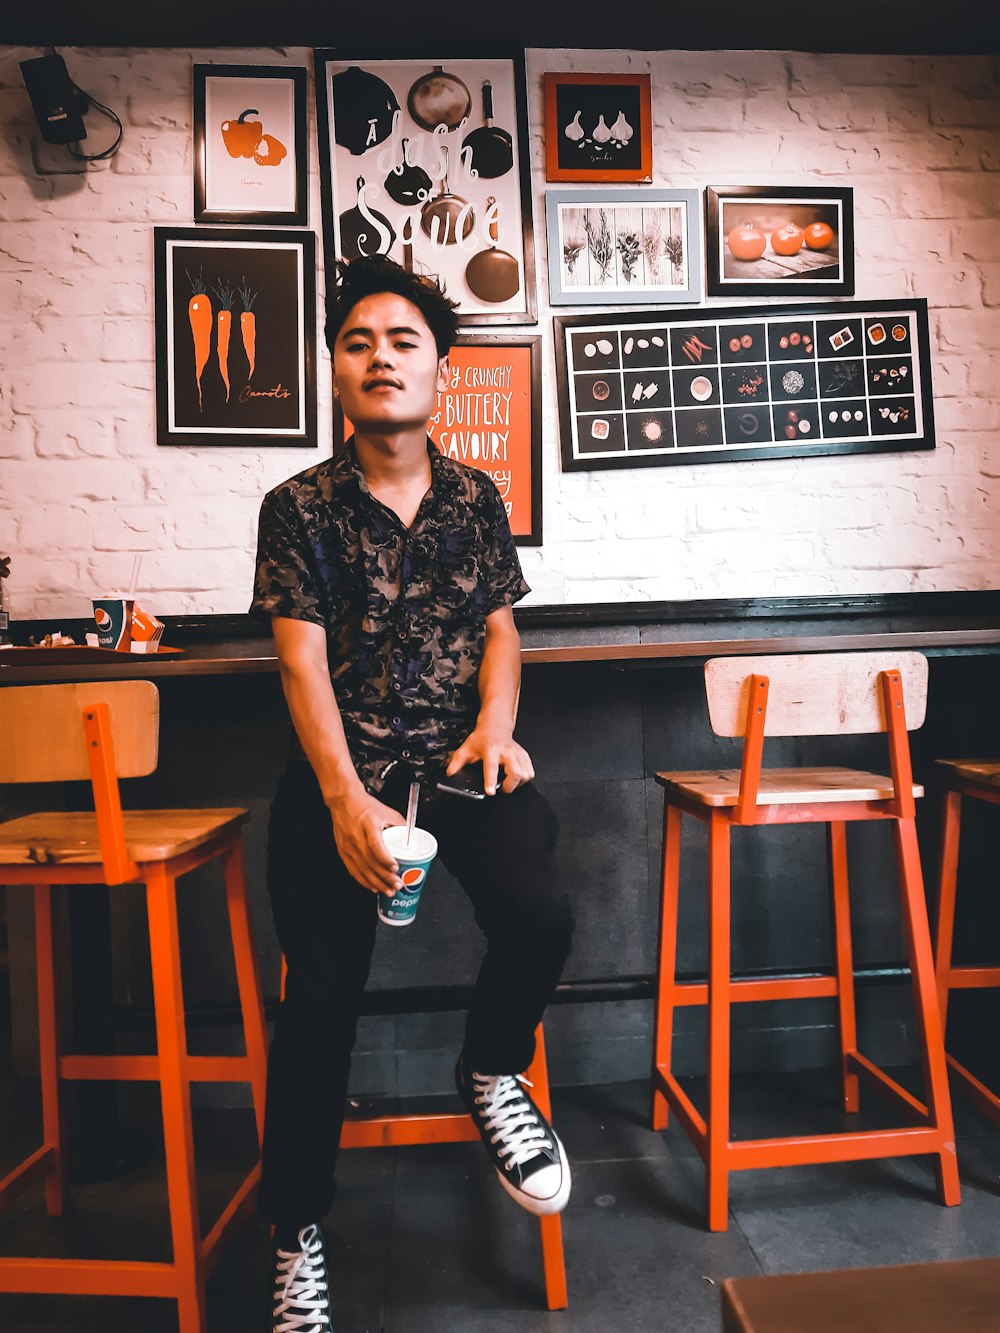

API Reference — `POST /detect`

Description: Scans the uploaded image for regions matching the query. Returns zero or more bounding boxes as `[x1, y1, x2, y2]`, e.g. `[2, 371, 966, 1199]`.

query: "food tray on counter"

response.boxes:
[0, 645, 184, 664]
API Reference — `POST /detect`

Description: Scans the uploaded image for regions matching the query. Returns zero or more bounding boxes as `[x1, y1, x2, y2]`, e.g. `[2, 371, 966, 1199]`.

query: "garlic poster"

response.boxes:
[315, 50, 537, 325]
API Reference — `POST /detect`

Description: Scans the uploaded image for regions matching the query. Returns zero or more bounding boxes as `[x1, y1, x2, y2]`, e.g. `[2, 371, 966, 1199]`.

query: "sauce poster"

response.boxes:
[338, 334, 542, 545]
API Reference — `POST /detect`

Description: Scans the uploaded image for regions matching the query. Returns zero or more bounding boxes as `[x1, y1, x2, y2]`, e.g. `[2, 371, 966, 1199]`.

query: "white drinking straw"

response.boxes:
[404, 782, 420, 847]
[127, 554, 142, 599]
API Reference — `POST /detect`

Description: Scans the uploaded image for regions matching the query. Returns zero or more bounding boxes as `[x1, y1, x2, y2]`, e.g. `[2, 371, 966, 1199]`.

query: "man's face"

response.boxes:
[332, 291, 449, 435]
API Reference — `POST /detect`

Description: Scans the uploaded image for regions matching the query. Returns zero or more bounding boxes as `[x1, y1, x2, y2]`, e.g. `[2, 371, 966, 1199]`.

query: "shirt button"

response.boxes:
[402, 749, 410, 759]
[392, 716, 401, 726]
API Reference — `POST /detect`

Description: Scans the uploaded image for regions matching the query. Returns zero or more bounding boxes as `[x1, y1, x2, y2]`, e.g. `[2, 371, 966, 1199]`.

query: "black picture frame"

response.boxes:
[314, 48, 537, 326]
[705, 186, 855, 298]
[554, 299, 934, 472]
[334, 333, 543, 545]
[154, 226, 317, 447]
[193, 64, 308, 226]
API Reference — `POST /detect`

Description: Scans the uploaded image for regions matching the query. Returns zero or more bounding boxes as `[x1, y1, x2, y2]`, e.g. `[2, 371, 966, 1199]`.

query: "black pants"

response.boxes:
[259, 760, 574, 1230]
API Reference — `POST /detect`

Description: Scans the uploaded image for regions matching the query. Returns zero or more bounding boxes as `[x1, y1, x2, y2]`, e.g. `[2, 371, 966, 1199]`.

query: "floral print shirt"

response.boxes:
[250, 439, 529, 792]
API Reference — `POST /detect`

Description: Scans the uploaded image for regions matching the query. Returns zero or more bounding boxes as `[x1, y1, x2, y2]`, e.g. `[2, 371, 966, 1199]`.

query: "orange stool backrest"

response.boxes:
[0, 680, 159, 883]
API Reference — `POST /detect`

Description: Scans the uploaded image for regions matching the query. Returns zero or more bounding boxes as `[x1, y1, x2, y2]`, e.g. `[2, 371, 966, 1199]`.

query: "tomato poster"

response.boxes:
[154, 227, 316, 448]
[337, 334, 542, 545]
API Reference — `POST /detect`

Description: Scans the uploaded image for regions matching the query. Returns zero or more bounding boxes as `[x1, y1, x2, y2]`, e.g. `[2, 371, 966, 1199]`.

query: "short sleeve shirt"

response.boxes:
[249, 439, 530, 792]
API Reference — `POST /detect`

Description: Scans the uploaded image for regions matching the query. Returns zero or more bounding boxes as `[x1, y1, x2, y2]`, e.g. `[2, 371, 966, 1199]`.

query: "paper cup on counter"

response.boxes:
[378, 825, 438, 927]
[92, 597, 134, 650]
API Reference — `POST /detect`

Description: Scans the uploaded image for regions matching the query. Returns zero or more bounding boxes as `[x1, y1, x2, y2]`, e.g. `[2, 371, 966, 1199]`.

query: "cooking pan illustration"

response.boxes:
[331, 65, 400, 155]
[383, 138, 432, 207]
[407, 64, 472, 132]
[420, 147, 475, 245]
[465, 198, 519, 303]
[461, 82, 513, 180]
[339, 177, 397, 260]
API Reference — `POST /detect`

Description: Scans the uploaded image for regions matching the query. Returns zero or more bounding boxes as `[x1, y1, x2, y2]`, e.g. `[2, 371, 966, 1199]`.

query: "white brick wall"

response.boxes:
[1, 44, 998, 620]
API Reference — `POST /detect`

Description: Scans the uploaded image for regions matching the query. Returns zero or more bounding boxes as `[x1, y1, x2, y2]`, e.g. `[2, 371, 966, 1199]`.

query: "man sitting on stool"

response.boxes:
[250, 255, 574, 1332]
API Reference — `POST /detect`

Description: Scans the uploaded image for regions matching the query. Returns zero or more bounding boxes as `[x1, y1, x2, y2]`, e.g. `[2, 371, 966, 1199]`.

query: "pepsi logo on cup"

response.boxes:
[94, 608, 112, 629]
[400, 867, 425, 891]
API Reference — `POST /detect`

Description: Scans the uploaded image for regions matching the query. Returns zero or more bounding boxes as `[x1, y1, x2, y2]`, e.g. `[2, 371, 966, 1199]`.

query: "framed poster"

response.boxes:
[705, 186, 855, 297]
[335, 334, 542, 544]
[193, 64, 308, 225]
[545, 188, 700, 305]
[314, 49, 536, 326]
[543, 72, 652, 183]
[553, 299, 934, 472]
[154, 227, 317, 448]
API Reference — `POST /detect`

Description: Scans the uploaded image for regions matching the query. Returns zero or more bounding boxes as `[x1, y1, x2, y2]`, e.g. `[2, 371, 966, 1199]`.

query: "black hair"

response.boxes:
[324, 255, 459, 359]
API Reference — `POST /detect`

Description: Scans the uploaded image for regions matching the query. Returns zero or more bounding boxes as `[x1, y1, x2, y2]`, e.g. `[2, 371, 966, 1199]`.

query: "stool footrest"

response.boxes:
[946, 1053, 1000, 1129]
[0, 1257, 177, 1298]
[341, 1112, 479, 1149]
[729, 1126, 951, 1170]
[669, 974, 839, 1006]
[60, 1053, 256, 1083]
[943, 965, 1000, 990]
[0, 1144, 56, 1211]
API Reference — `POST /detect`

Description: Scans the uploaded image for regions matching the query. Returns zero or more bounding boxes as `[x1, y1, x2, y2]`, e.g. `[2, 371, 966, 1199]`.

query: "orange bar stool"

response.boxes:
[650, 652, 960, 1231]
[0, 681, 269, 1331]
[279, 960, 567, 1310]
[933, 758, 1000, 1127]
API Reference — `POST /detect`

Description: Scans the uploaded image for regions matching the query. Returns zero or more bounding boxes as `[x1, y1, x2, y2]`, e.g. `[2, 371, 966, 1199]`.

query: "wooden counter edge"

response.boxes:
[2, 628, 999, 683]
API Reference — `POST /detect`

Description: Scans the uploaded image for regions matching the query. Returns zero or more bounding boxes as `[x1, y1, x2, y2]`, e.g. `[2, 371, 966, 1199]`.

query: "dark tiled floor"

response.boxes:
[1, 1072, 999, 1331]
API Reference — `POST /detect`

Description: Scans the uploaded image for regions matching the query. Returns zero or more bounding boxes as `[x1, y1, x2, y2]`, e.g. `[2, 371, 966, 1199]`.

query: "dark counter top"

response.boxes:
[4, 590, 1000, 684]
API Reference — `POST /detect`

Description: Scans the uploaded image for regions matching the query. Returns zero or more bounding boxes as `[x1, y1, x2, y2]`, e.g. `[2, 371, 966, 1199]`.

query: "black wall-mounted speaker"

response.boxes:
[19, 53, 87, 145]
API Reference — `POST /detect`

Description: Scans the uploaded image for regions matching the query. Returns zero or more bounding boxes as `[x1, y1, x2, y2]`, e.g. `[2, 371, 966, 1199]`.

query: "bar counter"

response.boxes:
[3, 590, 1000, 682]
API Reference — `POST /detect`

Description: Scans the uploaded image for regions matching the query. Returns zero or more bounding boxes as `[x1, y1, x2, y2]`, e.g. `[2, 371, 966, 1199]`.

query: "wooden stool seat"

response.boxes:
[0, 682, 269, 1331]
[933, 755, 1000, 1128]
[721, 1257, 1000, 1333]
[651, 653, 959, 1231]
[0, 808, 249, 865]
[934, 757, 1000, 787]
[656, 766, 923, 808]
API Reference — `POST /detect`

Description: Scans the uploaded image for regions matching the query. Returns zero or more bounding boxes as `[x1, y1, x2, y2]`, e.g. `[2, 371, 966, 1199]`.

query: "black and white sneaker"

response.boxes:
[272, 1222, 332, 1332]
[456, 1056, 571, 1216]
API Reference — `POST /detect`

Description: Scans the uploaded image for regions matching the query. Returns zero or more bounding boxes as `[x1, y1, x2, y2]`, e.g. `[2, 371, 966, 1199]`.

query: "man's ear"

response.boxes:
[332, 373, 340, 400]
[437, 356, 451, 392]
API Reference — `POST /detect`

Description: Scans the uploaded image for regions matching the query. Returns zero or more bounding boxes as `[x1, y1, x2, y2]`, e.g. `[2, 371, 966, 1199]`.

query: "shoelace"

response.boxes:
[472, 1072, 553, 1172]
[274, 1223, 331, 1333]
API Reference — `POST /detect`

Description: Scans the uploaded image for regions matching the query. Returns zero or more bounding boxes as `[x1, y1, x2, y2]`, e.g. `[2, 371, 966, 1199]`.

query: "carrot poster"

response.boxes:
[337, 335, 542, 544]
[154, 227, 316, 447]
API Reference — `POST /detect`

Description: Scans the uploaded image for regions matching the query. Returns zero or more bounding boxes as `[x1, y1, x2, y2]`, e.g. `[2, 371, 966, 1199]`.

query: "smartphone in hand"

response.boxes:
[436, 762, 505, 799]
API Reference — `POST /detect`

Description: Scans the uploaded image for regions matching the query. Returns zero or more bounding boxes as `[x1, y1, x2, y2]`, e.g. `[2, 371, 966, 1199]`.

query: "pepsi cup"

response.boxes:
[378, 825, 438, 927]
[92, 597, 135, 650]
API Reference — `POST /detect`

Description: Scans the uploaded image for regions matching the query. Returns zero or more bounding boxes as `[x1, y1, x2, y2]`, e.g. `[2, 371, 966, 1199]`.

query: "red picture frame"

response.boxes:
[543, 73, 652, 183]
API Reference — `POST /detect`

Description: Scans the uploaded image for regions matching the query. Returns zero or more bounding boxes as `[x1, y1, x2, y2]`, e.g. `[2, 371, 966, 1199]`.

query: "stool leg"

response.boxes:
[892, 818, 961, 1208]
[652, 801, 682, 1131]
[827, 823, 860, 1114]
[706, 813, 731, 1233]
[524, 1026, 568, 1312]
[222, 838, 269, 1146]
[934, 790, 962, 1029]
[34, 883, 67, 1216]
[145, 864, 208, 1332]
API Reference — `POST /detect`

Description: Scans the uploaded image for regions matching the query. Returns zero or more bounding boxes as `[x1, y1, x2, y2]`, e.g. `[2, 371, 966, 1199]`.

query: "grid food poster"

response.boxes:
[554, 301, 934, 471]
